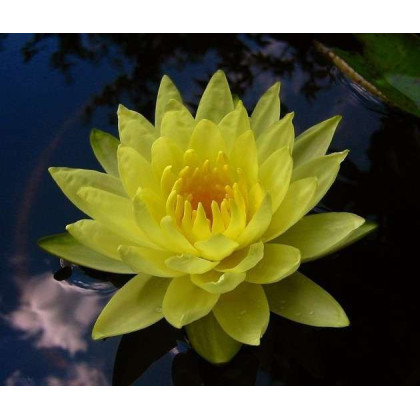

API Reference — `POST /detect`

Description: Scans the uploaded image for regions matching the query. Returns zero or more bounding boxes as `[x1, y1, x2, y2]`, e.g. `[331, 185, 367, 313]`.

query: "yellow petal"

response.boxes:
[48, 167, 126, 217]
[38, 233, 134, 274]
[155, 75, 182, 130]
[194, 234, 239, 261]
[92, 274, 170, 339]
[117, 145, 159, 197]
[165, 254, 219, 274]
[276, 212, 365, 262]
[293, 115, 342, 167]
[185, 313, 242, 364]
[264, 271, 349, 327]
[292, 151, 348, 210]
[246, 244, 300, 284]
[263, 177, 317, 242]
[76, 186, 146, 245]
[89, 129, 119, 177]
[189, 119, 227, 163]
[196, 70, 234, 123]
[257, 112, 295, 164]
[213, 282, 269, 345]
[160, 104, 195, 150]
[117, 104, 156, 161]
[151, 136, 184, 177]
[230, 130, 258, 185]
[160, 215, 199, 255]
[236, 194, 272, 248]
[216, 242, 264, 273]
[259, 145, 293, 211]
[218, 101, 250, 151]
[251, 82, 280, 137]
[66, 219, 139, 260]
[162, 276, 219, 328]
[118, 245, 179, 277]
[191, 270, 245, 294]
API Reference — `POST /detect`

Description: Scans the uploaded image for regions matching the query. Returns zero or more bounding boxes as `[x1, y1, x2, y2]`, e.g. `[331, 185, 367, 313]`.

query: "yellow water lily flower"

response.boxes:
[39, 70, 376, 364]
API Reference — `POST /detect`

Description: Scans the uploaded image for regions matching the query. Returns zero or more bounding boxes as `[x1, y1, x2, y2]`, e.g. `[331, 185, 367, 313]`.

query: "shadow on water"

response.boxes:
[1, 33, 419, 385]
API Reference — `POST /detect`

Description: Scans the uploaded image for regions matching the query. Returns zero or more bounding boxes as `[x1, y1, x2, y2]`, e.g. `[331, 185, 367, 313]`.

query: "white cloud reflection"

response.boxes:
[4, 272, 104, 355]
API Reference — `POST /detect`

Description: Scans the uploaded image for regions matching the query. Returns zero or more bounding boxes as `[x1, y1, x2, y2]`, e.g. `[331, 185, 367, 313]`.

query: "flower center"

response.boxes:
[177, 156, 234, 218]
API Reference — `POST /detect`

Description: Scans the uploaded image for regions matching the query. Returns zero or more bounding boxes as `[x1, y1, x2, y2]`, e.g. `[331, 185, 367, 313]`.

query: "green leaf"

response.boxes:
[186, 312, 242, 364]
[196, 70, 234, 123]
[323, 34, 420, 117]
[276, 212, 365, 262]
[293, 115, 342, 168]
[89, 129, 120, 177]
[251, 82, 280, 137]
[38, 233, 134, 274]
[213, 282, 269, 346]
[92, 274, 170, 339]
[265, 271, 349, 327]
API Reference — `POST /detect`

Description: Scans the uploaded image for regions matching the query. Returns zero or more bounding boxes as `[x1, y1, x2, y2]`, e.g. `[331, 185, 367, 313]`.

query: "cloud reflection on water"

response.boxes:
[4, 271, 103, 355]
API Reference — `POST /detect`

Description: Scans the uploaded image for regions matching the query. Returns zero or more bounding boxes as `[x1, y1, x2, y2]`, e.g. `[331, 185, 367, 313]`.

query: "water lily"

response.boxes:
[39, 70, 376, 364]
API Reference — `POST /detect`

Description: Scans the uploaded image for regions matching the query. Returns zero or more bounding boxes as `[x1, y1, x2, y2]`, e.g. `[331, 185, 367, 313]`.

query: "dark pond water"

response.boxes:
[1, 34, 419, 385]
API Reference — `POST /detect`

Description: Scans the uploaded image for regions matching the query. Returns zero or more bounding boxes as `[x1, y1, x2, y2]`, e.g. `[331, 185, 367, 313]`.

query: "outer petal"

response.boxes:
[218, 101, 250, 151]
[292, 151, 348, 210]
[259, 146, 293, 211]
[276, 212, 365, 262]
[92, 274, 170, 339]
[318, 220, 377, 258]
[76, 186, 145, 244]
[196, 70, 234, 123]
[246, 244, 301, 284]
[165, 254, 219, 274]
[162, 276, 219, 328]
[186, 313, 242, 364]
[117, 145, 159, 197]
[66, 219, 139, 260]
[265, 271, 349, 327]
[89, 129, 119, 177]
[216, 242, 264, 273]
[48, 167, 126, 217]
[257, 112, 294, 164]
[118, 104, 156, 161]
[263, 177, 318, 242]
[251, 82, 280, 137]
[155, 75, 182, 130]
[213, 282, 270, 345]
[38, 233, 134, 274]
[118, 245, 180, 277]
[293, 115, 341, 168]
[191, 270, 246, 294]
